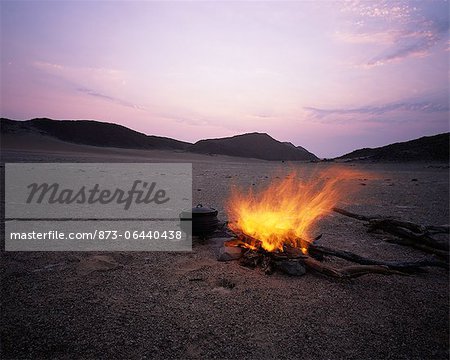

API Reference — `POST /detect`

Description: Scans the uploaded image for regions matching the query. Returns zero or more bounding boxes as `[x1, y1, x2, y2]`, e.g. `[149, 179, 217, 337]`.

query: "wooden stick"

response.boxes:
[309, 244, 448, 271]
[333, 207, 449, 234]
[302, 256, 407, 279]
[332, 207, 373, 221]
[367, 219, 449, 251]
[384, 237, 449, 258]
[426, 225, 450, 234]
[332, 207, 449, 254]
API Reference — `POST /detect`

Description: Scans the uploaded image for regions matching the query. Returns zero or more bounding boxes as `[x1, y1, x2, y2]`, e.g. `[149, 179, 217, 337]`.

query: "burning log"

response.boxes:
[332, 207, 449, 258]
[234, 242, 409, 279]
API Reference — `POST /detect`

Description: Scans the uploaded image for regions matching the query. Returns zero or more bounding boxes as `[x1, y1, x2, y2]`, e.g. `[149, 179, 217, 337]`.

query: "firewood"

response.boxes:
[333, 207, 448, 234]
[301, 256, 341, 277]
[261, 255, 275, 275]
[308, 244, 448, 272]
[367, 219, 449, 251]
[332, 207, 373, 221]
[302, 256, 407, 279]
[239, 249, 261, 268]
[383, 237, 449, 258]
[332, 207, 449, 256]
[426, 225, 450, 234]
[227, 226, 448, 279]
[239, 247, 409, 279]
[228, 229, 262, 249]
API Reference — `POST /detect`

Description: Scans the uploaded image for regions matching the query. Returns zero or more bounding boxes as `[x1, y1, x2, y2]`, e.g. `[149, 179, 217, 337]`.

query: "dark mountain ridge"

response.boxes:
[3, 118, 447, 162]
[337, 133, 449, 162]
[1, 118, 318, 161]
[1, 118, 191, 150]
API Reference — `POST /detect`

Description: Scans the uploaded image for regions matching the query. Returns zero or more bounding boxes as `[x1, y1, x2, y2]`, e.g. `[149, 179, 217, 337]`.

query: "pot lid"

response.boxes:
[192, 204, 217, 215]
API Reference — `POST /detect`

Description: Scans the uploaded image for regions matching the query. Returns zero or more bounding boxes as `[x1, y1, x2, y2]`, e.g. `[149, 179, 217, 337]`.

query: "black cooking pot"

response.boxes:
[180, 204, 219, 237]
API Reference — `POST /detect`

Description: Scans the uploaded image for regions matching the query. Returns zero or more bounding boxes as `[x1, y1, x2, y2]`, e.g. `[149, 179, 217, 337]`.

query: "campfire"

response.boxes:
[223, 169, 448, 278]
[226, 169, 355, 254]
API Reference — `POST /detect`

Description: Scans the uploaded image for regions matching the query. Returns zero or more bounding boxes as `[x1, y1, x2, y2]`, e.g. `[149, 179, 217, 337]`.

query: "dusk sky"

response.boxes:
[1, 1, 449, 157]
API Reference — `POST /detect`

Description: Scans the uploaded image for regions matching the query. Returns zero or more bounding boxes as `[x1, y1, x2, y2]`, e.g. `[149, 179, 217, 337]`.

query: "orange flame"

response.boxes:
[226, 167, 362, 253]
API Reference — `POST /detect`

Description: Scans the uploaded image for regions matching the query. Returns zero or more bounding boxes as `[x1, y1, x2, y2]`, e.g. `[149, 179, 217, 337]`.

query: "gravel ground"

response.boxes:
[1, 148, 448, 359]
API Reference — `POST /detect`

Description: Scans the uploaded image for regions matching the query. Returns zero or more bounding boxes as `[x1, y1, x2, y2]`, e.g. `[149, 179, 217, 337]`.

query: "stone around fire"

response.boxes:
[217, 246, 243, 262]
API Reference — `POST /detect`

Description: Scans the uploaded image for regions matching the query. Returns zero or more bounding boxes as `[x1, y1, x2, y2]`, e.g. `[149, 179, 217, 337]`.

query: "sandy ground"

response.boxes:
[1, 144, 449, 359]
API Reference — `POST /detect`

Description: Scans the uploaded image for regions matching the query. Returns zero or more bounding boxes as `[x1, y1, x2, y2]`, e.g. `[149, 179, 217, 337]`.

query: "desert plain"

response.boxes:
[0, 140, 449, 359]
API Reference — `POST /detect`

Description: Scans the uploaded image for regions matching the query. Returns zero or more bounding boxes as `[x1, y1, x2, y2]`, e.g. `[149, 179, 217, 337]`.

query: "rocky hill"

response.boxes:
[337, 133, 449, 162]
[190, 133, 318, 161]
[1, 118, 191, 150]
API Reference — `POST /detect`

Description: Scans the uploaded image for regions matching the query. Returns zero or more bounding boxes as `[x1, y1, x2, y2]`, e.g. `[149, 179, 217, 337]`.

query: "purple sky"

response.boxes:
[1, 1, 448, 157]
